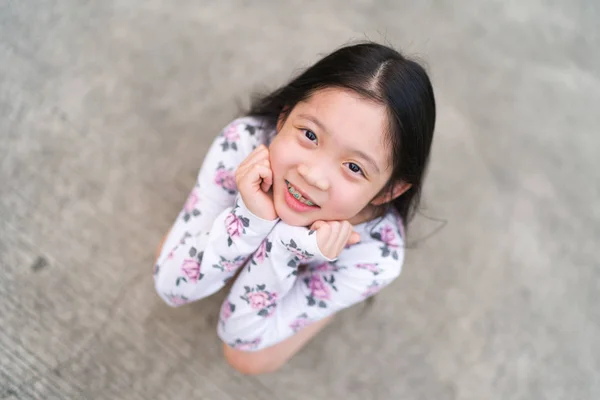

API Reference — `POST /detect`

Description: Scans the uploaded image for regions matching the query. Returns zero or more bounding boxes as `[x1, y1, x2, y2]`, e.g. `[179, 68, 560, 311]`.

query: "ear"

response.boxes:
[370, 181, 412, 206]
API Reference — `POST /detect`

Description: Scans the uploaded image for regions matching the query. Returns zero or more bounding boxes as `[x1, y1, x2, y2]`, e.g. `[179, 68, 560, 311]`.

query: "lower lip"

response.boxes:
[284, 185, 320, 213]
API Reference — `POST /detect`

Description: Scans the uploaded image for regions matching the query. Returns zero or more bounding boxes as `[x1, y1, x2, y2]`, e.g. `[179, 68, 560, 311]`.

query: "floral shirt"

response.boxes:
[154, 117, 405, 351]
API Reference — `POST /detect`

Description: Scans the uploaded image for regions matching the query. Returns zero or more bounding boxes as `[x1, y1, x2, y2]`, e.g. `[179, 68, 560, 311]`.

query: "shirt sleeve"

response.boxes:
[216, 220, 404, 351]
[153, 119, 279, 307]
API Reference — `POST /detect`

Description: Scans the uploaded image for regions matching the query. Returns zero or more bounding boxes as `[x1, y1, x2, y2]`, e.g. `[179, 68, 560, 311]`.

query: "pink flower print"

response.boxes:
[220, 300, 235, 322]
[181, 191, 201, 222]
[309, 262, 344, 273]
[304, 274, 337, 308]
[225, 213, 248, 246]
[214, 255, 247, 273]
[225, 213, 243, 237]
[374, 224, 401, 260]
[241, 285, 278, 317]
[289, 313, 311, 333]
[183, 190, 199, 213]
[380, 225, 399, 248]
[220, 124, 241, 151]
[223, 124, 240, 142]
[254, 239, 270, 263]
[223, 260, 239, 272]
[281, 238, 314, 270]
[312, 262, 334, 273]
[247, 291, 271, 309]
[165, 293, 189, 306]
[250, 239, 272, 271]
[181, 259, 202, 282]
[289, 247, 306, 259]
[356, 263, 382, 275]
[179, 232, 191, 244]
[214, 164, 237, 194]
[308, 274, 330, 300]
[312, 262, 329, 272]
[233, 338, 262, 351]
[362, 281, 381, 298]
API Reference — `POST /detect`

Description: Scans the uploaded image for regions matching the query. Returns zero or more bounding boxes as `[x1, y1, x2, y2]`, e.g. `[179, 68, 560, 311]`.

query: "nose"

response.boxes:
[297, 164, 330, 191]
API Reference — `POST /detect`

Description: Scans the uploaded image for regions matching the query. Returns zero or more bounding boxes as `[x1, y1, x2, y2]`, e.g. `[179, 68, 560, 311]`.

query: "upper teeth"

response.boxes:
[286, 181, 316, 206]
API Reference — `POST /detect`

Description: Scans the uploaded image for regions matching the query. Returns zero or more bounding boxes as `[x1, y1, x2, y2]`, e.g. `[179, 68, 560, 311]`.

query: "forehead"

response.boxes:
[292, 88, 390, 172]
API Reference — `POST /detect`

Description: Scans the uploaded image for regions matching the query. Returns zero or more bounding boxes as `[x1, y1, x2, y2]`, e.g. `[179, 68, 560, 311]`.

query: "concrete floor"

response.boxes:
[1, 1, 599, 399]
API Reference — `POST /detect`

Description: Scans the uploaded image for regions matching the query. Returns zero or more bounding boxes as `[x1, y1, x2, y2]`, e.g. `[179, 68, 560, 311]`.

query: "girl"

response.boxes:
[153, 42, 436, 375]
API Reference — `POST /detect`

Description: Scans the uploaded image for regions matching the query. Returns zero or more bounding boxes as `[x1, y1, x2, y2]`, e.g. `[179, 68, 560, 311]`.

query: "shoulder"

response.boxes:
[364, 211, 405, 259]
[338, 212, 406, 278]
[219, 116, 275, 150]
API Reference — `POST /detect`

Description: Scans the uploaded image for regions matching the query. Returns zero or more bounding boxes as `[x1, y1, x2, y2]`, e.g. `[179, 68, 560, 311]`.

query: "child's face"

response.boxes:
[269, 87, 394, 227]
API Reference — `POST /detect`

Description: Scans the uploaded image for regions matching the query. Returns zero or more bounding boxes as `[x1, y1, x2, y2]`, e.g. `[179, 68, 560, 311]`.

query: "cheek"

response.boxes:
[268, 139, 284, 170]
[269, 137, 300, 176]
[327, 184, 368, 213]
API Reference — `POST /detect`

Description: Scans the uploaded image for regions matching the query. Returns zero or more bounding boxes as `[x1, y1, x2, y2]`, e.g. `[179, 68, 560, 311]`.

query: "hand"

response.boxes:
[235, 144, 278, 221]
[309, 220, 361, 260]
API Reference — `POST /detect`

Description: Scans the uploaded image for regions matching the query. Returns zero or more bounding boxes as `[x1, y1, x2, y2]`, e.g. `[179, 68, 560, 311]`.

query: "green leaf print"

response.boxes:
[257, 309, 269, 317]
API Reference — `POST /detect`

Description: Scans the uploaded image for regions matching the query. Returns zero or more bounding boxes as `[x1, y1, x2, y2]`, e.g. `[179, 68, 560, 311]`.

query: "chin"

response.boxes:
[275, 205, 313, 227]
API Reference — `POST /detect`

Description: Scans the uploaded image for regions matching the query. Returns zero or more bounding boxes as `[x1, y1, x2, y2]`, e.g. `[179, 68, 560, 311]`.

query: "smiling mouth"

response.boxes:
[285, 180, 319, 207]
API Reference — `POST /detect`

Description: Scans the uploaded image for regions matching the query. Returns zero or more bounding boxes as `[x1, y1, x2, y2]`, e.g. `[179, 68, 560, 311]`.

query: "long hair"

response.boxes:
[247, 41, 436, 229]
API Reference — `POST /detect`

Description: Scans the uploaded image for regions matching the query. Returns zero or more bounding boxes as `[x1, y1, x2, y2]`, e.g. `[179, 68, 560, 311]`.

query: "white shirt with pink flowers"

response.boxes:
[153, 117, 405, 351]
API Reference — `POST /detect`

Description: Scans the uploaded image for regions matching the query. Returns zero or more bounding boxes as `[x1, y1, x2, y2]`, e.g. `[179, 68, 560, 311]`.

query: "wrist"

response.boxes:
[272, 222, 336, 264]
[237, 194, 279, 223]
[231, 194, 279, 236]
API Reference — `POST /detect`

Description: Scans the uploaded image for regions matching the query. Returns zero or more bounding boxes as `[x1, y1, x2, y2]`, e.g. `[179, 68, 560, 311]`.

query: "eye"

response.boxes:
[302, 129, 318, 143]
[346, 162, 365, 176]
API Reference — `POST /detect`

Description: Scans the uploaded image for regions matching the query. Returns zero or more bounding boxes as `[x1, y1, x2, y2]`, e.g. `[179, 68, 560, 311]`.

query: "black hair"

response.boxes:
[247, 41, 436, 231]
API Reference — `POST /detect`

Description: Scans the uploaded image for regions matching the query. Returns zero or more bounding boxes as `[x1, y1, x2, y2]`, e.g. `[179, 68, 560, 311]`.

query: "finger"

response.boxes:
[347, 231, 361, 245]
[236, 162, 254, 187]
[259, 159, 271, 169]
[260, 165, 273, 192]
[310, 220, 326, 231]
[238, 145, 268, 173]
[336, 222, 359, 248]
[253, 144, 269, 159]
[326, 221, 342, 250]
[249, 146, 269, 167]
[315, 222, 331, 254]
[252, 144, 268, 154]
[255, 146, 270, 165]
[235, 162, 250, 184]
[333, 221, 352, 249]
[252, 165, 272, 190]
[239, 146, 270, 179]
[343, 220, 361, 244]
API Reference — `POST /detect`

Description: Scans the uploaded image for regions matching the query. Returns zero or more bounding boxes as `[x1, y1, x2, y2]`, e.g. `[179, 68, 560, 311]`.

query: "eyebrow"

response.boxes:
[297, 113, 381, 174]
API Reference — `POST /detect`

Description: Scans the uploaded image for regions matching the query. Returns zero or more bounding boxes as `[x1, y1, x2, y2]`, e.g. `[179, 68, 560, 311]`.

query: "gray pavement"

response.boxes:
[1, 1, 599, 399]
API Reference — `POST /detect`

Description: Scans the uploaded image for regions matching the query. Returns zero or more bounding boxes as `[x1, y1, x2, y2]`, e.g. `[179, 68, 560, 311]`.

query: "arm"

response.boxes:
[216, 221, 403, 351]
[153, 119, 279, 306]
